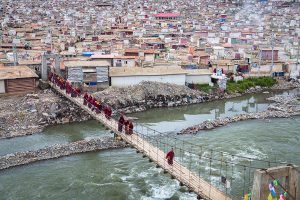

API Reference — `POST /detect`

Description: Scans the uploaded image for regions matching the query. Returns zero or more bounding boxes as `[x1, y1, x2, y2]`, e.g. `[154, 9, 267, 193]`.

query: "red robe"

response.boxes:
[105, 106, 112, 119]
[166, 150, 174, 165]
[75, 88, 81, 96]
[128, 122, 133, 134]
[83, 93, 89, 100]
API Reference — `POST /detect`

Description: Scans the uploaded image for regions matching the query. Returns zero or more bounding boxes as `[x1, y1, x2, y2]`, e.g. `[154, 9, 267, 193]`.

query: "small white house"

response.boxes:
[112, 56, 136, 67]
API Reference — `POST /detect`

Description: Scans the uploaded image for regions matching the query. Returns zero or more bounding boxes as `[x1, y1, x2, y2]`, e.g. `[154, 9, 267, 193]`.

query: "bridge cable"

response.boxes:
[243, 165, 246, 198]
[248, 159, 252, 191]
[225, 161, 228, 196]
[219, 152, 223, 188]
[209, 150, 213, 199]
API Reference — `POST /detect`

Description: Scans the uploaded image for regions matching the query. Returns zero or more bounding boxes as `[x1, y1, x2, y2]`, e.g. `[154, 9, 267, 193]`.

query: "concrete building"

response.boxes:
[63, 60, 110, 89]
[109, 66, 187, 87]
[153, 13, 181, 20]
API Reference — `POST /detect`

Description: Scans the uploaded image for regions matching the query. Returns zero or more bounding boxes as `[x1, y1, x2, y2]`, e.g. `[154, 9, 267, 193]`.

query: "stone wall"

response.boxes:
[0, 137, 126, 170]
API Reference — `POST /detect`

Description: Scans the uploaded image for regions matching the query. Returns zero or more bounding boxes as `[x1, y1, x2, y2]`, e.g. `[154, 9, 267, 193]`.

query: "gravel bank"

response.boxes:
[0, 137, 126, 170]
[0, 90, 91, 139]
[93, 79, 300, 113]
[94, 81, 211, 113]
[1, 79, 299, 139]
[179, 94, 300, 135]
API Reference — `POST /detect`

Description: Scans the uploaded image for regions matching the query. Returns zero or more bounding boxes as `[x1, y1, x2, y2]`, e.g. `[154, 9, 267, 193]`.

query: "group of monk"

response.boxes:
[83, 92, 110, 116]
[49, 72, 81, 97]
[118, 113, 133, 135]
[49, 72, 135, 135]
[50, 73, 65, 90]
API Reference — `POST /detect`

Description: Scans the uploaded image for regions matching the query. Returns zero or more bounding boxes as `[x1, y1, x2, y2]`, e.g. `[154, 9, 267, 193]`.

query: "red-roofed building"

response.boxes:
[153, 13, 181, 20]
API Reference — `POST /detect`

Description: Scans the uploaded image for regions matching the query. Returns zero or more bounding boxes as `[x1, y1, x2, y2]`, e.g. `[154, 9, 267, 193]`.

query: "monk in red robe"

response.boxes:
[166, 148, 174, 165]
[87, 95, 93, 108]
[75, 88, 81, 97]
[107, 106, 112, 119]
[83, 93, 89, 105]
[128, 120, 133, 135]
[118, 114, 125, 132]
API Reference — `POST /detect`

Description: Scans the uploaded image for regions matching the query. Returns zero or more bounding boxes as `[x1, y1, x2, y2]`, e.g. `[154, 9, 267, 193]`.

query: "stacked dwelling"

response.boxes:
[0, 0, 299, 92]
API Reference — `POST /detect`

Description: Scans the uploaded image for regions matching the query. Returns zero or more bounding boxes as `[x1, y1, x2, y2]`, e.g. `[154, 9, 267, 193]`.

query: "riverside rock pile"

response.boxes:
[0, 90, 91, 139]
[271, 78, 300, 90]
[0, 137, 126, 170]
[179, 94, 300, 135]
[94, 81, 211, 113]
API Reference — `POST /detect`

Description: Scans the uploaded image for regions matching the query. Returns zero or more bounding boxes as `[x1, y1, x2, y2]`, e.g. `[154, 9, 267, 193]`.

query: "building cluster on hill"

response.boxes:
[0, 0, 299, 94]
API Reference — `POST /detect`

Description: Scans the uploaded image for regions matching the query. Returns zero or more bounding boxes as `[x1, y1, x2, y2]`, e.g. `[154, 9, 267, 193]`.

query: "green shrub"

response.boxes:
[194, 84, 213, 93]
[226, 77, 277, 93]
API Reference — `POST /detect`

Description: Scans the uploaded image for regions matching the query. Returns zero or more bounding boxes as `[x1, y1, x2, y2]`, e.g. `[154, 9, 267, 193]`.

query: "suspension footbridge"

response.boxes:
[49, 77, 298, 200]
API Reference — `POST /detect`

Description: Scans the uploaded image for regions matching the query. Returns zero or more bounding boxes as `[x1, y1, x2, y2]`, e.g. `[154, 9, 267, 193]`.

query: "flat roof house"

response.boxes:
[153, 13, 181, 20]
[0, 66, 38, 94]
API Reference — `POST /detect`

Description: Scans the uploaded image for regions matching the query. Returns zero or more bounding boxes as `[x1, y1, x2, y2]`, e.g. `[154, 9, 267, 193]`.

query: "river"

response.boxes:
[0, 89, 299, 200]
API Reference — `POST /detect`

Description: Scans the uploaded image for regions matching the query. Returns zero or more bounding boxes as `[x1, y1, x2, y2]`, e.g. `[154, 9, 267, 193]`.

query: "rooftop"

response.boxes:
[153, 13, 181, 18]
[90, 55, 137, 59]
[125, 48, 158, 54]
[0, 66, 38, 80]
[110, 66, 186, 77]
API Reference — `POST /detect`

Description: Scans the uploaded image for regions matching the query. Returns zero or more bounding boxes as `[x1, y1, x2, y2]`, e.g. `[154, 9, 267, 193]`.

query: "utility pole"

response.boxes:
[296, 36, 300, 76]
[297, 36, 299, 66]
[258, 48, 261, 77]
[271, 32, 275, 74]
[13, 43, 18, 66]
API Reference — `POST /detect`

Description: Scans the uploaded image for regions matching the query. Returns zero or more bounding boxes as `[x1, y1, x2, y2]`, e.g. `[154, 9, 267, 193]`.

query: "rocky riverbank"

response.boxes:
[94, 81, 211, 113]
[93, 79, 300, 113]
[179, 94, 300, 135]
[1, 78, 299, 139]
[0, 137, 126, 170]
[0, 89, 91, 139]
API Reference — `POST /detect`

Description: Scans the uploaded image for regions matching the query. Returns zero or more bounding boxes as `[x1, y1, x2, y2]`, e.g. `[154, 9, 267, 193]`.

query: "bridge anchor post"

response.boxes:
[251, 165, 299, 200]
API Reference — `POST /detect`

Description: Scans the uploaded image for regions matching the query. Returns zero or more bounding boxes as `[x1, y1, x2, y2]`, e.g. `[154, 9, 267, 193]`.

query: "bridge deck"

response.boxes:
[50, 83, 232, 200]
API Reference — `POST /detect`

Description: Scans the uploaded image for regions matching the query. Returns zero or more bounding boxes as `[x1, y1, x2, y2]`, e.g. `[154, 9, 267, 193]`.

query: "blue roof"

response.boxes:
[82, 52, 95, 56]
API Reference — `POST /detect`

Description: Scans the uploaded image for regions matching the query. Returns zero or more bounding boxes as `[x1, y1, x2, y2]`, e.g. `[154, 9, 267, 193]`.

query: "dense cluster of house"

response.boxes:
[0, 0, 299, 94]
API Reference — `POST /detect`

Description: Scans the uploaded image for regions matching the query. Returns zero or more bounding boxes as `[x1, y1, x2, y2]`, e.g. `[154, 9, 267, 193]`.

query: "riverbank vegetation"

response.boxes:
[194, 84, 214, 93]
[226, 77, 277, 93]
[192, 77, 277, 94]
